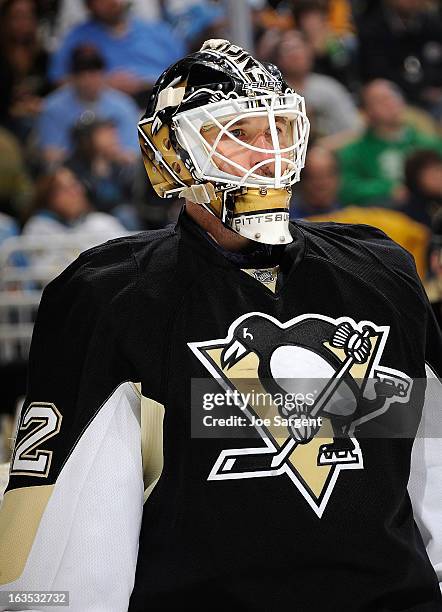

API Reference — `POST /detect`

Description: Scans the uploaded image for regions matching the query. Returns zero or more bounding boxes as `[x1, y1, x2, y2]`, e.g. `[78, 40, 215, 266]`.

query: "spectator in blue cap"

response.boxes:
[37, 44, 140, 166]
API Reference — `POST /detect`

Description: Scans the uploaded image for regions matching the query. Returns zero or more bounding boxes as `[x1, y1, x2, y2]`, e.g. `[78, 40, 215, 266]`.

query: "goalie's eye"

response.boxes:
[226, 128, 246, 140]
[264, 126, 283, 138]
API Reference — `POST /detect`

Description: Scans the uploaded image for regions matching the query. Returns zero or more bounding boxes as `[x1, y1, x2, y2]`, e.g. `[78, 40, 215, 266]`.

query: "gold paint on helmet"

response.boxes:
[138, 121, 193, 197]
[233, 188, 291, 214]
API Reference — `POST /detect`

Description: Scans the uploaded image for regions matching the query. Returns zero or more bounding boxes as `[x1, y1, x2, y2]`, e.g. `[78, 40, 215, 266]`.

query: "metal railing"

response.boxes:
[0, 232, 133, 364]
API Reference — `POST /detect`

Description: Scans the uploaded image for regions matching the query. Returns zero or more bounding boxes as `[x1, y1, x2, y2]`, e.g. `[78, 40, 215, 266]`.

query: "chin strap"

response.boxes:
[179, 182, 217, 204]
[179, 182, 224, 218]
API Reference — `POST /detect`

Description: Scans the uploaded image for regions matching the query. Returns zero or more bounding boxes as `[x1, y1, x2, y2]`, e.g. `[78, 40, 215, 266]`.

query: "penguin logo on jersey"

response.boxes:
[188, 313, 413, 517]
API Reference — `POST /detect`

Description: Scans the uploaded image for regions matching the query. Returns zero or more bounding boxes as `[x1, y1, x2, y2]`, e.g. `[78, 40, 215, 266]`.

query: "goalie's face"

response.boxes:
[200, 115, 291, 179]
[172, 92, 309, 191]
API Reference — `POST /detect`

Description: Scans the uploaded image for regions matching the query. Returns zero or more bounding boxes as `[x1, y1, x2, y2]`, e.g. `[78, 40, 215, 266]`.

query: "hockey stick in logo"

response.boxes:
[269, 325, 372, 468]
[212, 323, 373, 476]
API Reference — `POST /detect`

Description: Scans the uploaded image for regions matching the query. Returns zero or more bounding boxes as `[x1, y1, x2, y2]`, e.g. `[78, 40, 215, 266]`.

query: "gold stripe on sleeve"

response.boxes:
[0, 485, 53, 584]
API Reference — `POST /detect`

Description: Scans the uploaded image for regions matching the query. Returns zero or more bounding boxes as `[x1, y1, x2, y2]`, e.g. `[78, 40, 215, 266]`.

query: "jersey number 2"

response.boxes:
[11, 402, 62, 477]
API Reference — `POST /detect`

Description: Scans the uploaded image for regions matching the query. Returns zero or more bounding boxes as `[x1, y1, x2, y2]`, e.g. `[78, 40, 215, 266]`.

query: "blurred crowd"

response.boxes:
[255, 0, 442, 296]
[0, 0, 441, 289]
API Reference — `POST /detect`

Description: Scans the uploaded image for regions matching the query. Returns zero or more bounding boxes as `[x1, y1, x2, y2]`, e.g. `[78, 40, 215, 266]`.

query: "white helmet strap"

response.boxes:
[179, 183, 217, 205]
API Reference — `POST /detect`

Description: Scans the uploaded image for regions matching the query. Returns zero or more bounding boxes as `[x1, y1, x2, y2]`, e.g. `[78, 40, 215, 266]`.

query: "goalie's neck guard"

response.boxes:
[138, 39, 310, 245]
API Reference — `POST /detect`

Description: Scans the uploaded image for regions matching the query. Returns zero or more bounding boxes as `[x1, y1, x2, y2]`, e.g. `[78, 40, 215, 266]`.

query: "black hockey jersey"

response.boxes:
[1, 209, 441, 611]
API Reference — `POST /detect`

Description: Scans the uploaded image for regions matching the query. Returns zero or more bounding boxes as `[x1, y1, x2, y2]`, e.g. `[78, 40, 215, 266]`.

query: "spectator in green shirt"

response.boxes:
[337, 79, 442, 207]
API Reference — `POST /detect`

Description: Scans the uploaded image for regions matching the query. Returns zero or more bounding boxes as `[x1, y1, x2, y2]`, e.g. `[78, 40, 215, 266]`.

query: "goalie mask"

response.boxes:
[138, 39, 310, 245]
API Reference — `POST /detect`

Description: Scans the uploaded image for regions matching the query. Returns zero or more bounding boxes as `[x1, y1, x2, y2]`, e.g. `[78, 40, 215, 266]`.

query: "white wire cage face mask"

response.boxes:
[172, 92, 310, 190]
